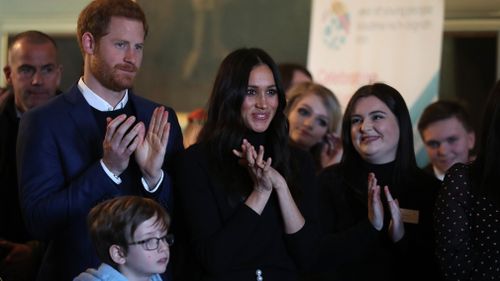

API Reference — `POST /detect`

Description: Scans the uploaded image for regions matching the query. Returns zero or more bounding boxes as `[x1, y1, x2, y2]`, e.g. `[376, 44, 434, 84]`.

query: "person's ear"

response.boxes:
[466, 131, 476, 161]
[467, 131, 475, 151]
[82, 32, 96, 55]
[3, 65, 12, 85]
[55, 64, 63, 88]
[109, 244, 126, 265]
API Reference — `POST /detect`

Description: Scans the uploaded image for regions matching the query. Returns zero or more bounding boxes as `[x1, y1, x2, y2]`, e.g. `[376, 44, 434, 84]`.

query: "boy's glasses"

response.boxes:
[128, 234, 174, 251]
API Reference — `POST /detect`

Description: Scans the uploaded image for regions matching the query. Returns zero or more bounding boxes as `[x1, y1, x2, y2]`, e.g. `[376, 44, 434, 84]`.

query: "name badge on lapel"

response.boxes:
[400, 208, 419, 224]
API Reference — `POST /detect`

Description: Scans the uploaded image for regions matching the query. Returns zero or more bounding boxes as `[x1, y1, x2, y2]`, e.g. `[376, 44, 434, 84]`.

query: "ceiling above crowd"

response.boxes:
[446, 0, 500, 19]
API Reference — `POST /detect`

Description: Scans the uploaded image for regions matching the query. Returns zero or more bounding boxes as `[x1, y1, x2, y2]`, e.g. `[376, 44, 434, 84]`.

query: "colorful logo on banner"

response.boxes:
[323, 1, 350, 50]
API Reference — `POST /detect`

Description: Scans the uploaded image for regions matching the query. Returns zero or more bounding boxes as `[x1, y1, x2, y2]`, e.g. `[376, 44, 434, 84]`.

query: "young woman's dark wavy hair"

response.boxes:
[340, 83, 417, 188]
[197, 48, 292, 196]
[471, 80, 500, 205]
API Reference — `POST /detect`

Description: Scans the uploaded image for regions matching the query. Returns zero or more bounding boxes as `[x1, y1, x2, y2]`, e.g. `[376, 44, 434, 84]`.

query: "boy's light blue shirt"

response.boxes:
[73, 263, 163, 281]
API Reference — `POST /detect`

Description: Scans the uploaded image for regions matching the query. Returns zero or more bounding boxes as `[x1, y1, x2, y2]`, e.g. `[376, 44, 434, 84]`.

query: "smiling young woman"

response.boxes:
[316, 83, 441, 281]
[285, 82, 342, 171]
[174, 48, 320, 281]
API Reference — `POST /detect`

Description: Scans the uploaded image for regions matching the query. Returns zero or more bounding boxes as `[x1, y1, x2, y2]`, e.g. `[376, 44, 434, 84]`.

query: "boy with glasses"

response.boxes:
[74, 196, 172, 281]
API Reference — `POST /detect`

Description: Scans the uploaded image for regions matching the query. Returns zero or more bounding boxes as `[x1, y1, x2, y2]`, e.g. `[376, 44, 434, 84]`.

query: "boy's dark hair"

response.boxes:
[417, 100, 473, 136]
[87, 196, 170, 268]
[77, 0, 148, 55]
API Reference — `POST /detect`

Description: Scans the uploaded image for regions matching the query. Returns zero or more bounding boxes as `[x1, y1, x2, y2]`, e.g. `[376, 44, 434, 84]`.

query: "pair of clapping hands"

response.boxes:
[102, 106, 170, 187]
[232, 139, 286, 193]
[367, 173, 405, 242]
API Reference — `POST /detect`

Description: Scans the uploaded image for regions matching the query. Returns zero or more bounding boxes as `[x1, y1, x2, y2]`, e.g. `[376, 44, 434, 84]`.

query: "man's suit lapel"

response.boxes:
[64, 85, 103, 156]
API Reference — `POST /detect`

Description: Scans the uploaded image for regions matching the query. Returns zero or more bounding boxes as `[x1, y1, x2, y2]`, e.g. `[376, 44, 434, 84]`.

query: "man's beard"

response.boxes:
[90, 56, 138, 92]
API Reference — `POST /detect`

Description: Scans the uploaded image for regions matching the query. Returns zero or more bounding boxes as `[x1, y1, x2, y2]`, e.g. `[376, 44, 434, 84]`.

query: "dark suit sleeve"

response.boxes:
[16, 109, 122, 240]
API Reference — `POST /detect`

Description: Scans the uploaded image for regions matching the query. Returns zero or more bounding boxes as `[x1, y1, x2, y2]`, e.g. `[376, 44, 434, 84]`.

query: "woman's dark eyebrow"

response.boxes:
[369, 110, 387, 115]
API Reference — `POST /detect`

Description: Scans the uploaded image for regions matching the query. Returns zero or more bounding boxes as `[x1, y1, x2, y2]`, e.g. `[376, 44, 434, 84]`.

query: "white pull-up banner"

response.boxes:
[307, 0, 444, 165]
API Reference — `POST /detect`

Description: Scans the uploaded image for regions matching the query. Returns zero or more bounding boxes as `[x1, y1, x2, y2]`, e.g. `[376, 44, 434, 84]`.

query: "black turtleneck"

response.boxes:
[363, 161, 395, 186]
[362, 160, 402, 199]
[243, 130, 272, 158]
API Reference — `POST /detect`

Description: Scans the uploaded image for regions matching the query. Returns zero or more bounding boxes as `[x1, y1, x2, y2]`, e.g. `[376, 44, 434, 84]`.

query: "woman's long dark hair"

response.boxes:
[340, 83, 417, 189]
[197, 48, 291, 196]
[471, 80, 500, 205]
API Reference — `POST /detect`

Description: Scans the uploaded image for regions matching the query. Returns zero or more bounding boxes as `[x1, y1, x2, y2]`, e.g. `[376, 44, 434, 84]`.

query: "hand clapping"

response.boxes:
[101, 106, 170, 188]
[135, 106, 170, 187]
[367, 172, 405, 242]
[233, 139, 273, 192]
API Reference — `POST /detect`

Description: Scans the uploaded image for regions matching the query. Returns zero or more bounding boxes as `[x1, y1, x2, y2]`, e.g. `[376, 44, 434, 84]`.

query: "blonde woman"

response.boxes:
[286, 82, 342, 171]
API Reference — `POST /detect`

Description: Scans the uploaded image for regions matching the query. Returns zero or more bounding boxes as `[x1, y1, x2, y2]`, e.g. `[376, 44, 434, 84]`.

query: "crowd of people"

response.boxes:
[1, 0, 499, 280]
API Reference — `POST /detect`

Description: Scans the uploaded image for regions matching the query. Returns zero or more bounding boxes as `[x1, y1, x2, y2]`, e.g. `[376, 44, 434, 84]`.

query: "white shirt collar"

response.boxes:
[77, 78, 129, 111]
[433, 166, 445, 181]
[15, 107, 23, 118]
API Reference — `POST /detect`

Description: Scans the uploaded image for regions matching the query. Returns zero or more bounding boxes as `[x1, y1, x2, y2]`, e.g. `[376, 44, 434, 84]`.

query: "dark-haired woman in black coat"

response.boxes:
[174, 48, 319, 281]
[317, 83, 441, 281]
